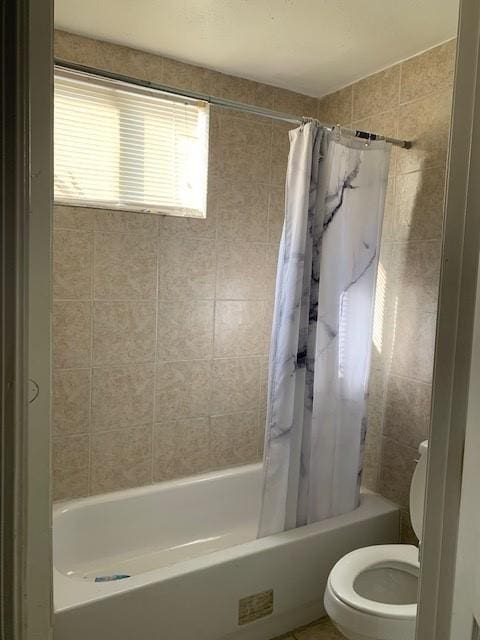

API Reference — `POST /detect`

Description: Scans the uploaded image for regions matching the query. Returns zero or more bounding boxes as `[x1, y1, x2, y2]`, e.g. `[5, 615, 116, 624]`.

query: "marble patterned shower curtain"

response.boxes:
[258, 121, 390, 537]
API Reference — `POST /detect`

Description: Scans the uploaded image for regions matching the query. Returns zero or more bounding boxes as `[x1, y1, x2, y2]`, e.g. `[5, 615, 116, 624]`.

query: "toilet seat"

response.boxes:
[329, 544, 419, 620]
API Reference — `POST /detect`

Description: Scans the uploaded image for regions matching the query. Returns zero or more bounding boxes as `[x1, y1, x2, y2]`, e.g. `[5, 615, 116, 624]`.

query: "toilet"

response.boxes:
[324, 440, 428, 640]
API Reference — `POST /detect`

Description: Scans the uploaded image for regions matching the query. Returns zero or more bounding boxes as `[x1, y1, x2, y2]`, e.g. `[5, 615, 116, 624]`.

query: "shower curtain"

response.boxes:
[258, 121, 390, 537]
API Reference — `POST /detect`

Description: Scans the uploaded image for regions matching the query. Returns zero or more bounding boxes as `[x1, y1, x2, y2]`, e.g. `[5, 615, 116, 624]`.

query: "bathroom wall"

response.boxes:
[317, 39, 455, 541]
[52, 30, 455, 530]
[52, 31, 317, 500]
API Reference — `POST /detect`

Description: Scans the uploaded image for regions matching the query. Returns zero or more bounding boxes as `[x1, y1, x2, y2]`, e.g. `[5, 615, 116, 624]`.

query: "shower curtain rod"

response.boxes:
[54, 59, 412, 149]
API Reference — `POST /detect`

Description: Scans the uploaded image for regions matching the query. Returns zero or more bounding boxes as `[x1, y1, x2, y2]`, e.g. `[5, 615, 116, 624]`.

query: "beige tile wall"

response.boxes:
[53, 31, 455, 520]
[318, 39, 455, 541]
[52, 31, 317, 500]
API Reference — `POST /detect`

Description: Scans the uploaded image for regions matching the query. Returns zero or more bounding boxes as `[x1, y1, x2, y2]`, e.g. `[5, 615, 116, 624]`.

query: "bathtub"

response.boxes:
[53, 463, 400, 640]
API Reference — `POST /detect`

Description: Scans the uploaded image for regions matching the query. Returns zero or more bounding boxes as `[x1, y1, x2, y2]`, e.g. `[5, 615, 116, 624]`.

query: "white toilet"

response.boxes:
[324, 440, 428, 640]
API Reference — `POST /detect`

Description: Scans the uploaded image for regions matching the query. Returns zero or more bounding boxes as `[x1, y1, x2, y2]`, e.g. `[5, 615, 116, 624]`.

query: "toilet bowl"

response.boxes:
[324, 441, 427, 640]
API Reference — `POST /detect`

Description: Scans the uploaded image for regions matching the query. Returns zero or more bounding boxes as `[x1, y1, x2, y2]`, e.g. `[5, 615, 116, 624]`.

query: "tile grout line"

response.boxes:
[151, 217, 161, 484]
[87, 222, 95, 496]
[210, 175, 221, 469]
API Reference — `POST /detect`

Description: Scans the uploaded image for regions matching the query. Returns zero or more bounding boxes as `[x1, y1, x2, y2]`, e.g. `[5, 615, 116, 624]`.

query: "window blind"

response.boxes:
[54, 67, 209, 218]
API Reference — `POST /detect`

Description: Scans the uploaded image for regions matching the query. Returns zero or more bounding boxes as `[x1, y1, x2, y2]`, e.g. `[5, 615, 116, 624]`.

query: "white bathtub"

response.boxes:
[54, 463, 400, 640]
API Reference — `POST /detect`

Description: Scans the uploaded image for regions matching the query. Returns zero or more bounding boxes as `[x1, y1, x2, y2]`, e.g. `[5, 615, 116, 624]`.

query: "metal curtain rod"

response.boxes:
[54, 59, 412, 149]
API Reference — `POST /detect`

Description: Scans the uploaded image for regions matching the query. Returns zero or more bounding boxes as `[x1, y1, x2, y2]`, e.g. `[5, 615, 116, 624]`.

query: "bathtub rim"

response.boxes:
[53, 462, 262, 518]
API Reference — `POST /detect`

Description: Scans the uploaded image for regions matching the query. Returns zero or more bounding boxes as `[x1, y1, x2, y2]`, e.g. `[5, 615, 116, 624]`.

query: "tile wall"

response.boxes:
[52, 30, 316, 500]
[317, 39, 456, 540]
[53, 30, 455, 526]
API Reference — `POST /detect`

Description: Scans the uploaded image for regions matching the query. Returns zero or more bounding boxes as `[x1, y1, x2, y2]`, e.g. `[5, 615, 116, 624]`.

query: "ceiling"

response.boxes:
[54, 0, 459, 97]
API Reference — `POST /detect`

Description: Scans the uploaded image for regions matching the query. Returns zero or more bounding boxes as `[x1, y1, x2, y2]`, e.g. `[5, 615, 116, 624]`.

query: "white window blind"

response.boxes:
[54, 67, 209, 218]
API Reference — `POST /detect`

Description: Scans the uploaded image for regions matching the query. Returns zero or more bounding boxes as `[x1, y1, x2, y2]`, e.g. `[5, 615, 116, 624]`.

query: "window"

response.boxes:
[54, 67, 209, 218]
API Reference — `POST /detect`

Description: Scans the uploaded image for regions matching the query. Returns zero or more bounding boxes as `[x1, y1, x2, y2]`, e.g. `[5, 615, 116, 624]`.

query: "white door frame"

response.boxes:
[27, 0, 54, 637]
[416, 0, 480, 638]
[0, 0, 53, 638]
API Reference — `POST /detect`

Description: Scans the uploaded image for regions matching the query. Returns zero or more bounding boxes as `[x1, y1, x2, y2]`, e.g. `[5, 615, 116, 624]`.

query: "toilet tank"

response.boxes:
[409, 440, 428, 541]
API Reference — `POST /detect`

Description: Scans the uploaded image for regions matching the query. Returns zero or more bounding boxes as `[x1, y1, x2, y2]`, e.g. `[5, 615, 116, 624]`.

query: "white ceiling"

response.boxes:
[54, 0, 459, 97]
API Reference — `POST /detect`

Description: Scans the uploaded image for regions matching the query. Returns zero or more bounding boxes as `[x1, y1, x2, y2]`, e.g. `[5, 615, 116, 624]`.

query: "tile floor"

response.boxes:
[272, 616, 345, 639]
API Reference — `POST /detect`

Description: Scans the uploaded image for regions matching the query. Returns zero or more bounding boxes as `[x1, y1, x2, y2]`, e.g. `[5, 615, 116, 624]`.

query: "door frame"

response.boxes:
[0, 0, 53, 638]
[416, 0, 480, 638]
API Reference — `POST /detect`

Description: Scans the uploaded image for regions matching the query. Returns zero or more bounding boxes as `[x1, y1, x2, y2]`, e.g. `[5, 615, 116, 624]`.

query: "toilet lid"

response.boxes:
[329, 545, 419, 620]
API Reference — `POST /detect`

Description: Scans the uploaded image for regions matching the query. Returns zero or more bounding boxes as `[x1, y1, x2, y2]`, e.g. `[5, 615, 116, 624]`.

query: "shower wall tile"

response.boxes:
[55, 31, 160, 82]
[210, 412, 259, 468]
[54, 205, 95, 231]
[94, 40, 160, 82]
[53, 229, 92, 299]
[259, 357, 269, 411]
[212, 115, 272, 183]
[53, 300, 92, 369]
[54, 30, 102, 69]
[317, 86, 353, 126]
[367, 368, 386, 433]
[383, 375, 432, 449]
[262, 298, 275, 353]
[379, 437, 418, 509]
[52, 30, 305, 500]
[352, 66, 400, 121]
[362, 425, 382, 493]
[252, 82, 277, 111]
[214, 300, 267, 358]
[53, 31, 453, 506]
[216, 180, 269, 243]
[216, 107, 270, 128]
[390, 240, 441, 313]
[53, 368, 91, 436]
[271, 121, 295, 185]
[152, 420, 176, 481]
[52, 435, 90, 501]
[351, 109, 399, 173]
[162, 56, 214, 94]
[381, 176, 396, 242]
[158, 236, 216, 300]
[393, 167, 446, 241]
[351, 108, 399, 140]
[90, 426, 152, 494]
[93, 209, 159, 236]
[92, 301, 156, 366]
[159, 200, 217, 239]
[216, 242, 268, 300]
[164, 61, 276, 109]
[154, 417, 211, 481]
[268, 185, 286, 245]
[208, 71, 266, 108]
[258, 410, 267, 458]
[316, 40, 454, 543]
[155, 360, 212, 421]
[265, 244, 281, 293]
[91, 364, 155, 431]
[400, 40, 456, 104]
[93, 232, 157, 300]
[389, 307, 436, 384]
[211, 357, 261, 415]
[157, 300, 214, 361]
[396, 87, 453, 174]
[273, 88, 318, 118]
